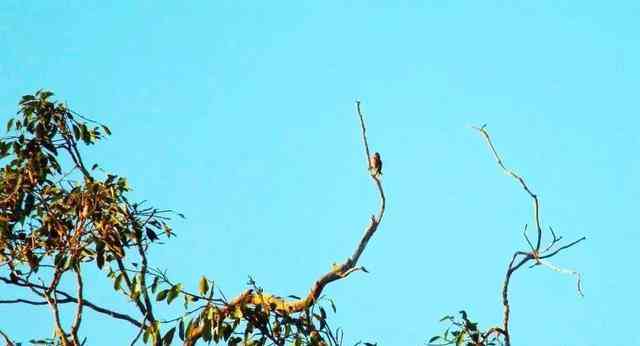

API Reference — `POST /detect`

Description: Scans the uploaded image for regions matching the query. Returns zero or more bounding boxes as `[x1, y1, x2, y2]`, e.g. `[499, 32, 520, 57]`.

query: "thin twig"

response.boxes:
[538, 259, 584, 297]
[0, 330, 15, 346]
[356, 101, 372, 170]
[0, 276, 142, 328]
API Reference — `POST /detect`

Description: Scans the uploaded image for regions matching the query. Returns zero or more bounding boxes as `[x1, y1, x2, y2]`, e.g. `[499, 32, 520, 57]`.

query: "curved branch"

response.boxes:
[501, 252, 531, 345]
[185, 101, 386, 345]
[473, 125, 543, 251]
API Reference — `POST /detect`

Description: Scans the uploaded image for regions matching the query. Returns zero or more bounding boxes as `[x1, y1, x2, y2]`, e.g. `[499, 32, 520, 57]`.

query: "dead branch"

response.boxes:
[185, 101, 386, 345]
[473, 125, 543, 251]
[473, 125, 585, 346]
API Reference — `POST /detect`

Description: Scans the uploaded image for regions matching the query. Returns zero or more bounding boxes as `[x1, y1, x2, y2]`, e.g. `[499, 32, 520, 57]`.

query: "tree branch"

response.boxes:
[0, 330, 15, 346]
[0, 276, 142, 328]
[473, 125, 543, 251]
[474, 125, 586, 346]
[70, 266, 84, 345]
[115, 257, 148, 317]
[42, 269, 70, 346]
[185, 101, 386, 345]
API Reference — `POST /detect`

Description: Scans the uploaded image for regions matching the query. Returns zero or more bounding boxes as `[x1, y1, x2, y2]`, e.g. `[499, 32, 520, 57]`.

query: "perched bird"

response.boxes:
[369, 152, 383, 177]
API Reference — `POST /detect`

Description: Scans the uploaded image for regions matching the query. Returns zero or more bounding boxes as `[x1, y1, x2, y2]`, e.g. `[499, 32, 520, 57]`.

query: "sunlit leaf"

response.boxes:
[199, 276, 209, 296]
[156, 289, 169, 301]
[114, 272, 124, 291]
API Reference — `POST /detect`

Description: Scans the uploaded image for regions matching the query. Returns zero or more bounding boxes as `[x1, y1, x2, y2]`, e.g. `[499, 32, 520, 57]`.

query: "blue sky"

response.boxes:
[1, 1, 638, 345]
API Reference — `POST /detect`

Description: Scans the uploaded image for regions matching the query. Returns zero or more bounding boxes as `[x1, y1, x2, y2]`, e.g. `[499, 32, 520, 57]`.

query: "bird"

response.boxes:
[369, 152, 382, 177]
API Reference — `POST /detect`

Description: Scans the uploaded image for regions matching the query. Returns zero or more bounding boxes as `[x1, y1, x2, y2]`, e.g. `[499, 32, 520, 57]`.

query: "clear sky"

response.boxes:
[1, 1, 638, 345]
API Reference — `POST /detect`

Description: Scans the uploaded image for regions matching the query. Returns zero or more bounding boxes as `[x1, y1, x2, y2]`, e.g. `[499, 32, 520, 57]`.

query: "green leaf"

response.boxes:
[23, 193, 35, 216]
[145, 227, 158, 242]
[156, 289, 169, 301]
[114, 272, 124, 291]
[20, 94, 35, 105]
[150, 276, 160, 294]
[329, 298, 337, 313]
[162, 327, 176, 346]
[101, 125, 111, 135]
[439, 315, 453, 322]
[6, 118, 14, 132]
[428, 336, 441, 343]
[178, 319, 185, 341]
[199, 276, 209, 296]
[39, 90, 54, 100]
[455, 330, 465, 346]
[167, 284, 181, 304]
[96, 240, 105, 269]
[73, 124, 81, 140]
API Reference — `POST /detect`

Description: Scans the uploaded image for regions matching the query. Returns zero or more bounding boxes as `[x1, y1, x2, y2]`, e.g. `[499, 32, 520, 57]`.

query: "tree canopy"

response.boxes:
[0, 91, 584, 346]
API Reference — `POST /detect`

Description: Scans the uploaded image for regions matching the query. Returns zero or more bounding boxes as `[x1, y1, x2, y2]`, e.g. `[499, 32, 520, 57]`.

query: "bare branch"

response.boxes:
[540, 236, 586, 260]
[474, 125, 586, 346]
[473, 125, 543, 251]
[0, 276, 142, 328]
[356, 100, 372, 170]
[0, 298, 55, 305]
[538, 259, 584, 297]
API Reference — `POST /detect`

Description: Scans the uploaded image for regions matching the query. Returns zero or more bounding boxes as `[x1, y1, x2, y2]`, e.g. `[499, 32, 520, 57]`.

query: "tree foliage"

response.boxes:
[0, 91, 584, 346]
[0, 91, 385, 346]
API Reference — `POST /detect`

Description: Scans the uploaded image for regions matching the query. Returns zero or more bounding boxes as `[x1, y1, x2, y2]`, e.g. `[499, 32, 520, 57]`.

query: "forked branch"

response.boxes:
[473, 125, 585, 346]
